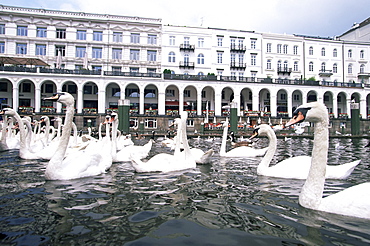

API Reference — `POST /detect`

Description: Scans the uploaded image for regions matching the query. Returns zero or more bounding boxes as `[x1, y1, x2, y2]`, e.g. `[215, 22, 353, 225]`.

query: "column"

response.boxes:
[233, 92, 241, 117]
[98, 89, 105, 114]
[252, 92, 259, 112]
[158, 91, 166, 115]
[35, 88, 41, 113]
[332, 96, 338, 118]
[360, 98, 367, 119]
[287, 94, 292, 117]
[179, 88, 184, 115]
[270, 94, 277, 117]
[214, 92, 222, 116]
[139, 87, 144, 115]
[12, 86, 19, 109]
[77, 88, 83, 114]
[197, 91, 202, 116]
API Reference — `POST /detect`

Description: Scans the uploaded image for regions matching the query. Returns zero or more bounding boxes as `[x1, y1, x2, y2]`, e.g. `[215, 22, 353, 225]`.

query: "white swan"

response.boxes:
[109, 112, 153, 162]
[44, 92, 113, 180]
[130, 111, 196, 173]
[249, 124, 360, 179]
[219, 119, 267, 157]
[285, 101, 370, 219]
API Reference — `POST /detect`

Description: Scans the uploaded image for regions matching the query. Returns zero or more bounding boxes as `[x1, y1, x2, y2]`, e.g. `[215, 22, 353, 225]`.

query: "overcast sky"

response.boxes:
[1, 0, 369, 37]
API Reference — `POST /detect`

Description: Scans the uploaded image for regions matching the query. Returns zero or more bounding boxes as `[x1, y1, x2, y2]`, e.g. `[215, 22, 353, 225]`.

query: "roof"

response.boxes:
[339, 17, 370, 37]
[0, 56, 49, 66]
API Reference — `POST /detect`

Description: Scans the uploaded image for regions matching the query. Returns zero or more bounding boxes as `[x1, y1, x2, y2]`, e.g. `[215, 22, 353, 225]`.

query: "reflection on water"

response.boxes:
[0, 137, 369, 245]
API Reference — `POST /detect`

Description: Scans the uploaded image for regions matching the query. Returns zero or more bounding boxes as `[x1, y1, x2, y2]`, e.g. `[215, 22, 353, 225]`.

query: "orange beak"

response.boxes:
[285, 112, 305, 127]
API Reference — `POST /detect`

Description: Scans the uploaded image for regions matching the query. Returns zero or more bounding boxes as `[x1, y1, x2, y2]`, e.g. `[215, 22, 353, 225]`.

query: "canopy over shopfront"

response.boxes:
[0, 56, 49, 66]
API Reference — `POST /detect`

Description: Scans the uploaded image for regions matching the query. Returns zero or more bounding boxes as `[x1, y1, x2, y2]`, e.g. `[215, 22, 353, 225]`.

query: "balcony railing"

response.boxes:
[0, 66, 37, 73]
[40, 68, 102, 75]
[104, 71, 161, 78]
[230, 44, 246, 52]
[179, 44, 195, 51]
[230, 62, 246, 69]
[277, 68, 292, 74]
[179, 61, 195, 68]
[318, 69, 333, 76]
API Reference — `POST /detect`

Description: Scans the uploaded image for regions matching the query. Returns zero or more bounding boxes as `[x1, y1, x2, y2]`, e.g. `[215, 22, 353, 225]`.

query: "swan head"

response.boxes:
[249, 124, 271, 139]
[39, 115, 49, 123]
[1, 108, 17, 116]
[43, 92, 75, 106]
[286, 102, 328, 127]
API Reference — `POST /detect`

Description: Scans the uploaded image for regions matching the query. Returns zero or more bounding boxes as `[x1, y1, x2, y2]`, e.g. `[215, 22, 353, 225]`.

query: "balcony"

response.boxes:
[230, 44, 246, 52]
[277, 68, 292, 75]
[230, 62, 246, 70]
[358, 72, 370, 78]
[179, 61, 194, 69]
[319, 69, 333, 77]
[179, 44, 195, 52]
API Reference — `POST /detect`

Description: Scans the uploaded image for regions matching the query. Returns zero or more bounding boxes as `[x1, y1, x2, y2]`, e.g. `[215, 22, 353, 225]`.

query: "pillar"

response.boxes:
[118, 99, 130, 134]
[230, 100, 237, 133]
[350, 101, 360, 135]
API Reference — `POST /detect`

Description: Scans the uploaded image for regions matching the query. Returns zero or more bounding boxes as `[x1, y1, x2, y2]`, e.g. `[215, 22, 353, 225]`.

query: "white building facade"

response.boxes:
[0, 5, 369, 129]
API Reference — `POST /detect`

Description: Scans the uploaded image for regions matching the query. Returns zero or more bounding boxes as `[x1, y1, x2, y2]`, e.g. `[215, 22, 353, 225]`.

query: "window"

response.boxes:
[238, 54, 244, 64]
[169, 36, 175, 45]
[92, 66, 102, 71]
[238, 39, 244, 48]
[17, 26, 28, 36]
[267, 43, 271, 53]
[283, 44, 288, 54]
[16, 43, 27, 54]
[76, 47, 86, 58]
[348, 64, 353, 74]
[147, 50, 157, 61]
[147, 68, 156, 74]
[144, 89, 156, 97]
[251, 55, 256, 66]
[166, 89, 175, 97]
[184, 90, 191, 97]
[0, 24, 5, 34]
[293, 94, 300, 101]
[42, 83, 54, 93]
[198, 38, 204, 47]
[217, 52, 223, 63]
[360, 64, 365, 73]
[277, 60, 282, 70]
[184, 37, 190, 46]
[62, 84, 77, 94]
[56, 29, 66, 39]
[293, 45, 298, 55]
[309, 61, 313, 71]
[333, 63, 338, 73]
[92, 47, 102, 58]
[130, 67, 139, 74]
[294, 61, 298, 71]
[55, 45, 66, 56]
[321, 47, 325, 56]
[251, 40, 256, 49]
[267, 59, 271, 69]
[0, 82, 8, 92]
[144, 118, 157, 129]
[21, 82, 31, 93]
[230, 53, 236, 63]
[202, 91, 206, 98]
[217, 37, 223, 46]
[83, 84, 98, 94]
[93, 31, 103, 41]
[230, 38, 236, 48]
[130, 33, 140, 43]
[168, 52, 176, 62]
[360, 50, 364, 59]
[309, 46, 313, 55]
[113, 32, 122, 42]
[197, 53, 204, 64]
[283, 60, 288, 70]
[348, 49, 352, 58]
[130, 49, 140, 60]
[112, 48, 122, 60]
[37, 27, 47, 38]
[277, 44, 282, 53]
[76, 30, 86, 40]
[321, 62, 326, 71]
[184, 53, 189, 63]
[145, 34, 156, 45]
[36, 44, 46, 56]
[0, 42, 4, 53]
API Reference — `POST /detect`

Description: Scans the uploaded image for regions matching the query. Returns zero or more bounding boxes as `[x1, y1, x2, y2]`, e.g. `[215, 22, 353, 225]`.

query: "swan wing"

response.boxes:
[260, 155, 312, 179]
[325, 160, 361, 179]
[319, 182, 370, 219]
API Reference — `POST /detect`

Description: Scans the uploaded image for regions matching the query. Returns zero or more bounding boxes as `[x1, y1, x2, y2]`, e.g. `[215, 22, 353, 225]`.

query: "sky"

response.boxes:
[1, 0, 370, 37]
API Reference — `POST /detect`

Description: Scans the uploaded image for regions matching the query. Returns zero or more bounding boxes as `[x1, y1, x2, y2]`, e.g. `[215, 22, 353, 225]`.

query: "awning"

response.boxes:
[0, 56, 49, 66]
[165, 101, 188, 106]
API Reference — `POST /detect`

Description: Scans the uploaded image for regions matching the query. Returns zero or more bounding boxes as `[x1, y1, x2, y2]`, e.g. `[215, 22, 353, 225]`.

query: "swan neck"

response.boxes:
[257, 128, 276, 174]
[220, 124, 228, 155]
[299, 119, 328, 209]
[49, 104, 74, 165]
